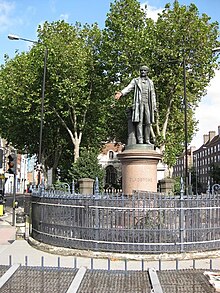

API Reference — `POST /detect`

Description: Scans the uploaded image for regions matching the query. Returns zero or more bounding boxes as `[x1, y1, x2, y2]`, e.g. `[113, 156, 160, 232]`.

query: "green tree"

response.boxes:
[101, 0, 220, 167]
[0, 21, 109, 181]
[152, 1, 219, 166]
[37, 21, 108, 162]
[67, 147, 105, 186]
[100, 0, 154, 142]
[0, 46, 71, 178]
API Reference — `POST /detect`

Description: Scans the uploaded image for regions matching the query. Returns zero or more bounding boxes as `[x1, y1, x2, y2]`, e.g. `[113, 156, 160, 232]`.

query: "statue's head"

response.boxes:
[140, 65, 149, 77]
[140, 65, 149, 72]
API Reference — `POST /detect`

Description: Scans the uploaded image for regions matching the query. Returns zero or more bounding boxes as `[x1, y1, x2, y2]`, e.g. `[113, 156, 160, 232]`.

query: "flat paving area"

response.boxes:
[0, 265, 218, 293]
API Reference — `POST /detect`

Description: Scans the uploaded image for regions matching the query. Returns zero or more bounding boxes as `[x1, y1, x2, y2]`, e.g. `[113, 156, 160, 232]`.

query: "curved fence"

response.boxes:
[31, 189, 220, 254]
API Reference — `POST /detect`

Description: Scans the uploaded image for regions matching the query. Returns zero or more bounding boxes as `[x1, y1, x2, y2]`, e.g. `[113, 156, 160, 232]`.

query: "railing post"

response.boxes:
[94, 202, 99, 250]
[94, 177, 100, 199]
[107, 258, 111, 271]
[180, 177, 185, 252]
[72, 180, 75, 195]
[94, 177, 100, 249]
[207, 180, 210, 195]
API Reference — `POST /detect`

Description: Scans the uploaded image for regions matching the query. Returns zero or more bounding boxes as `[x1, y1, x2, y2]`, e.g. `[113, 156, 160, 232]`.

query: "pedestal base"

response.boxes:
[159, 178, 175, 194]
[78, 178, 94, 195]
[117, 145, 162, 195]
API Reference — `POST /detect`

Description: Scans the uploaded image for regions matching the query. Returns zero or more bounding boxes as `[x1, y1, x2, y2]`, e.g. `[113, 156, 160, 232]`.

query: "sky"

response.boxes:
[0, 0, 220, 149]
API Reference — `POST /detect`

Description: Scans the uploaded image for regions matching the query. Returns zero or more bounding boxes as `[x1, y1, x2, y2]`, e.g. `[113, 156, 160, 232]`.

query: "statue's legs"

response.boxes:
[136, 103, 144, 143]
[136, 122, 143, 143]
[144, 124, 151, 144]
[136, 103, 151, 144]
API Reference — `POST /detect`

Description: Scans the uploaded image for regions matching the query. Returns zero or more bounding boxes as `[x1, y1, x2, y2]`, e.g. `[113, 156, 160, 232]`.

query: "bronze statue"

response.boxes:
[115, 65, 157, 145]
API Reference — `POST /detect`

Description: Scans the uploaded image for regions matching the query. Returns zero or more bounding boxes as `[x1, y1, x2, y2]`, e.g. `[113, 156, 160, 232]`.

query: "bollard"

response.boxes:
[0, 203, 3, 216]
[16, 211, 26, 239]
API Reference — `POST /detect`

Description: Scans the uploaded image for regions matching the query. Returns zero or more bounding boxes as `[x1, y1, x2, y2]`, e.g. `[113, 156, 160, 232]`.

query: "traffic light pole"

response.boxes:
[12, 149, 17, 226]
[37, 47, 48, 186]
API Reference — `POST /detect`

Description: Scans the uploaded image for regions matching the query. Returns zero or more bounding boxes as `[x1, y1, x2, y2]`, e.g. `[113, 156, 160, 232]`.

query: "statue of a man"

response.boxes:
[115, 65, 157, 144]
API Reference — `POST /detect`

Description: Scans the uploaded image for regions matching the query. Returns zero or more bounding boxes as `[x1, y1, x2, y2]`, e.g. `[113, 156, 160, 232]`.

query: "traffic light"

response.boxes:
[7, 153, 16, 174]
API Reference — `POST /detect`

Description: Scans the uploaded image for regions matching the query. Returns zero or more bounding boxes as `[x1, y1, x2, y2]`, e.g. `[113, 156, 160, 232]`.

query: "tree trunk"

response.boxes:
[74, 139, 80, 162]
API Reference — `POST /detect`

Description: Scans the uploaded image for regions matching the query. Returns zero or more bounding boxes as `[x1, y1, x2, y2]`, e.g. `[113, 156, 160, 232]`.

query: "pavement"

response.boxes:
[1, 206, 220, 271]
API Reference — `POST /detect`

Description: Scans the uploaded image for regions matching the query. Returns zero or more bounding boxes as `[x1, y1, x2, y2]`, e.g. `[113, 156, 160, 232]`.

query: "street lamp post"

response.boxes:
[38, 47, 48, 184]
[183, 58, 188, 195]
[8, 34, 47, 186]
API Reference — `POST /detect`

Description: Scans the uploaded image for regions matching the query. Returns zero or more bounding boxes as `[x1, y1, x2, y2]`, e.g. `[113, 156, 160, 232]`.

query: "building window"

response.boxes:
[109, 151, 114, 159]
[105, 165, 117, 185]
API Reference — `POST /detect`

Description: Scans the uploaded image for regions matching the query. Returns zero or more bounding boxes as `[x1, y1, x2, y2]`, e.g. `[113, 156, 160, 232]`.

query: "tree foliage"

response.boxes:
[36, 21, 109, 162]
[67, 147, 105, 185]
[0, 21, 110, 176]
[101, 0, 220, 166]
[0, 52, 42, 152]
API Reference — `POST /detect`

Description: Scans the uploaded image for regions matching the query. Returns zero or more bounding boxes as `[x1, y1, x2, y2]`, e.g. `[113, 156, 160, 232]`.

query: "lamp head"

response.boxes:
[8, 34, 20, 41]
[212, 47, 220, 53]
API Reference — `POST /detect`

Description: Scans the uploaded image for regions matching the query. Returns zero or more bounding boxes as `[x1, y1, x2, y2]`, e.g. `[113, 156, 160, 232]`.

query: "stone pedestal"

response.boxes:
[78, 178, 94, 195]
[117, 145, 162, 195]
[159, 178, 175, 194]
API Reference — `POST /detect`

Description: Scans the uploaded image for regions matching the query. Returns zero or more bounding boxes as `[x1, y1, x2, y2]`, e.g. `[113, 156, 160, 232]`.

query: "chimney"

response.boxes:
[203, 134, 209, 144]
[209, 131, 216, 141]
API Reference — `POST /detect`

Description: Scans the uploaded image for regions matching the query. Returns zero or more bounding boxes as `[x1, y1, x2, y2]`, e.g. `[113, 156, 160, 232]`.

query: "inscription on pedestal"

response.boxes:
[128, 177, 153, 183]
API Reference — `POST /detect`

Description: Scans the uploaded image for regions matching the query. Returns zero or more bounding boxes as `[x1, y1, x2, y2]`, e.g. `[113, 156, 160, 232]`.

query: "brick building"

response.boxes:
[173, 126, 220, 193]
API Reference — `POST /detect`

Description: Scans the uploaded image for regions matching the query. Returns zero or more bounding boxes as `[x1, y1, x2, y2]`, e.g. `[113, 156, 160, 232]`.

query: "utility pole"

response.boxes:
[10, 150, 17, 226]
[183, 58, 188, 195]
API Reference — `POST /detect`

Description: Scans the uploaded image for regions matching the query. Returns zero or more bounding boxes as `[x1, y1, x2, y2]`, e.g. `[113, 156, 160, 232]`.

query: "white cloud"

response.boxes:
[60, 14, 69, 22]
[0, 0, 15, 32]
[140, 1, 163, 21]
[49, 0, 56, 14]
[48, 0, 69, 22]
[0, 0, 13, 14]
[190, 69, 220, 148]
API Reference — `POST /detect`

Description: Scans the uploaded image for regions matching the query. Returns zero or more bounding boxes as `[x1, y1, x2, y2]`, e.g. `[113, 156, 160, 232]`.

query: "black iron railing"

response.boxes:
[30, 187, 220, 254]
